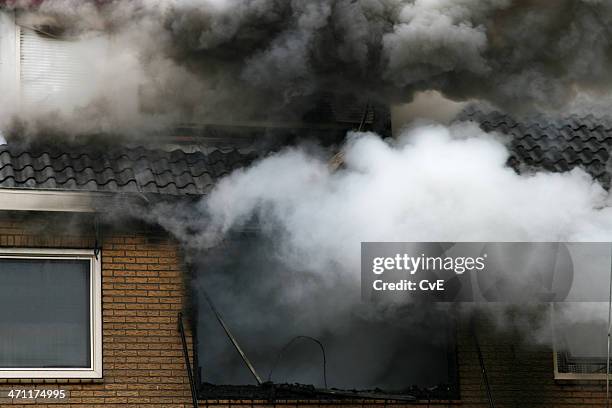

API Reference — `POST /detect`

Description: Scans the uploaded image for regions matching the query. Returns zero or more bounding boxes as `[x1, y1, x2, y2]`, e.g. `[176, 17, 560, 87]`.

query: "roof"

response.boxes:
[5, 107, 605, 197]
[0, 101, 385, 197]
[458, 108, 612, 188]
[0, 143, 256, 195]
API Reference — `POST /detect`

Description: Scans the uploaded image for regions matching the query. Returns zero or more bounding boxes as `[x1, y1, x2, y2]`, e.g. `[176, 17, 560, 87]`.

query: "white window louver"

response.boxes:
[20, 28, 90, 109]
[0, 11, 19, 106]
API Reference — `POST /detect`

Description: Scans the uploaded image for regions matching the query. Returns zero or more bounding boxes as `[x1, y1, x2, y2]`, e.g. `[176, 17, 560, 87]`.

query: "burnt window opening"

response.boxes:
[189, 231, 459, 401]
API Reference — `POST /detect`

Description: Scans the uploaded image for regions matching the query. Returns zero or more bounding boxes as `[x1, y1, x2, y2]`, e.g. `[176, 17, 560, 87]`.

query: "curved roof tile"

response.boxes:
[458, 108, 612, 188]
[0, 144, 256, 196]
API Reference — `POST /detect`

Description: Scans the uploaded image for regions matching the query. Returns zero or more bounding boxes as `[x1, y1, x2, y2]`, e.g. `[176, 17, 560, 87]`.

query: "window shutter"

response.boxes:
[19, 27, 89, 108]
[0, 12, 18, 107]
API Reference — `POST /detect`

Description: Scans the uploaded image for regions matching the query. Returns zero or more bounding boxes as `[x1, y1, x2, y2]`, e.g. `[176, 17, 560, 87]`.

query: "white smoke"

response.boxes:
[145, 122, 612, 357]
[5, 0, 612, 387]
[195, 122, 612, 265]
[6, 0, 612, 136]
[147, 121, 612, 308]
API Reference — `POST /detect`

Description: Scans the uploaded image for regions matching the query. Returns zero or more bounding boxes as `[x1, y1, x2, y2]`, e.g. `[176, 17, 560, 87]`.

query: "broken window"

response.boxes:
[0, 249, 102, 379]
[191, 232, 458, 400]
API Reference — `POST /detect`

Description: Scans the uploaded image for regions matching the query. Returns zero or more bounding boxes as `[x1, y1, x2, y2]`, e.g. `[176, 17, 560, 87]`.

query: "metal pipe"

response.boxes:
[178, 312, 200, 408]
[607, 243, 612, 408]
[267, 335, 327, 388]
[329, 102, 371, 172]
[471, 316, 495, 408]
[202, 290, 264, 385]
[357, 102, 370, 132]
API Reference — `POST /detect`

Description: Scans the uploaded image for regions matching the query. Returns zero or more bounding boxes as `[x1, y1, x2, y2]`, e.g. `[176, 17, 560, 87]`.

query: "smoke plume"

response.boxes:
[5, 0, 612, 390]
[4, 0, 612, 135]
[171, 122, 612, 250]
[139, 122, 612, 389]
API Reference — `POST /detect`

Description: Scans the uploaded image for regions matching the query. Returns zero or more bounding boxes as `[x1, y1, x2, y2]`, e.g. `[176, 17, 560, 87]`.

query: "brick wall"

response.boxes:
[0, 211, 609, 408]
[449, 314, 609, 408]
[0, 211, 194, 407]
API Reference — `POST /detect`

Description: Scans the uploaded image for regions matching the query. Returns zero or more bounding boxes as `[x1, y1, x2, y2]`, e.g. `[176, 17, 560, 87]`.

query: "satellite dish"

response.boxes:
[477, 243, 573, 302]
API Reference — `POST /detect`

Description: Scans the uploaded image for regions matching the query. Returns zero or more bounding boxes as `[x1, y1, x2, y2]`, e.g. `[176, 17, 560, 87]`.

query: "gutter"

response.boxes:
[0, 188, 151, 213]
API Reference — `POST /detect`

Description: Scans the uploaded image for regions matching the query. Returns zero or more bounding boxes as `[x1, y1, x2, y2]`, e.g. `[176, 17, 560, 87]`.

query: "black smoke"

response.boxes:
[5, 0, 612, 134]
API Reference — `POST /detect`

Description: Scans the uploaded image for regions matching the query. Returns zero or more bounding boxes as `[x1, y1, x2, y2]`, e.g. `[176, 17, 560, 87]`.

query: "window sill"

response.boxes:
[0, 378, 104, 384]
[198, 399, 463, 406]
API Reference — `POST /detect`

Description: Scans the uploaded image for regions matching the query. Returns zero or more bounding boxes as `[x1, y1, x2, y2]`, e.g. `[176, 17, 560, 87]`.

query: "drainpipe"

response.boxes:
[178, 312, 200, 408]
[606, 244, 612, 408]
[471, 315, 495, 408]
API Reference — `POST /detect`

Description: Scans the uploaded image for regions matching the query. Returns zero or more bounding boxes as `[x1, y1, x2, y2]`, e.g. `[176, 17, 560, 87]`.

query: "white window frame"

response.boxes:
[551, 303, 609, 381]
[0, 10, 20, 103]
[0, 248, 102, 379]
[553, 349, 609, 381]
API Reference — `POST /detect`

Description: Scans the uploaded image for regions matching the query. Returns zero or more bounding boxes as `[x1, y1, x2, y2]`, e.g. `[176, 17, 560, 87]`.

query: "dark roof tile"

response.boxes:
[0, 144, 256, 196]
[458, 109, 612, 188]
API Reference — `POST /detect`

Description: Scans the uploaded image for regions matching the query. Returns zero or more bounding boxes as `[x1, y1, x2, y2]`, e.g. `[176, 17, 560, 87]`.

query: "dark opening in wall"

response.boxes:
[190, 231, 459, 401]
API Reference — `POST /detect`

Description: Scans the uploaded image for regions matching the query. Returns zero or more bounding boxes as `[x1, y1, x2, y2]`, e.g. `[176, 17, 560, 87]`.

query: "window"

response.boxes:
[553, 303, 609, 380]
[193, 233, 458, 400]
[0, 248, 102, 378]
[0, 11, 19, 102]
[0, 10, 103, 112]
[19, 26, 93, 109]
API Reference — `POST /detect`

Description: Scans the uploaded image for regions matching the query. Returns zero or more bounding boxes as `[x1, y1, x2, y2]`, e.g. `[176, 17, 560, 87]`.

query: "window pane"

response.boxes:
[554, 303, 609, 375]
[0, 259, 90, 368]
